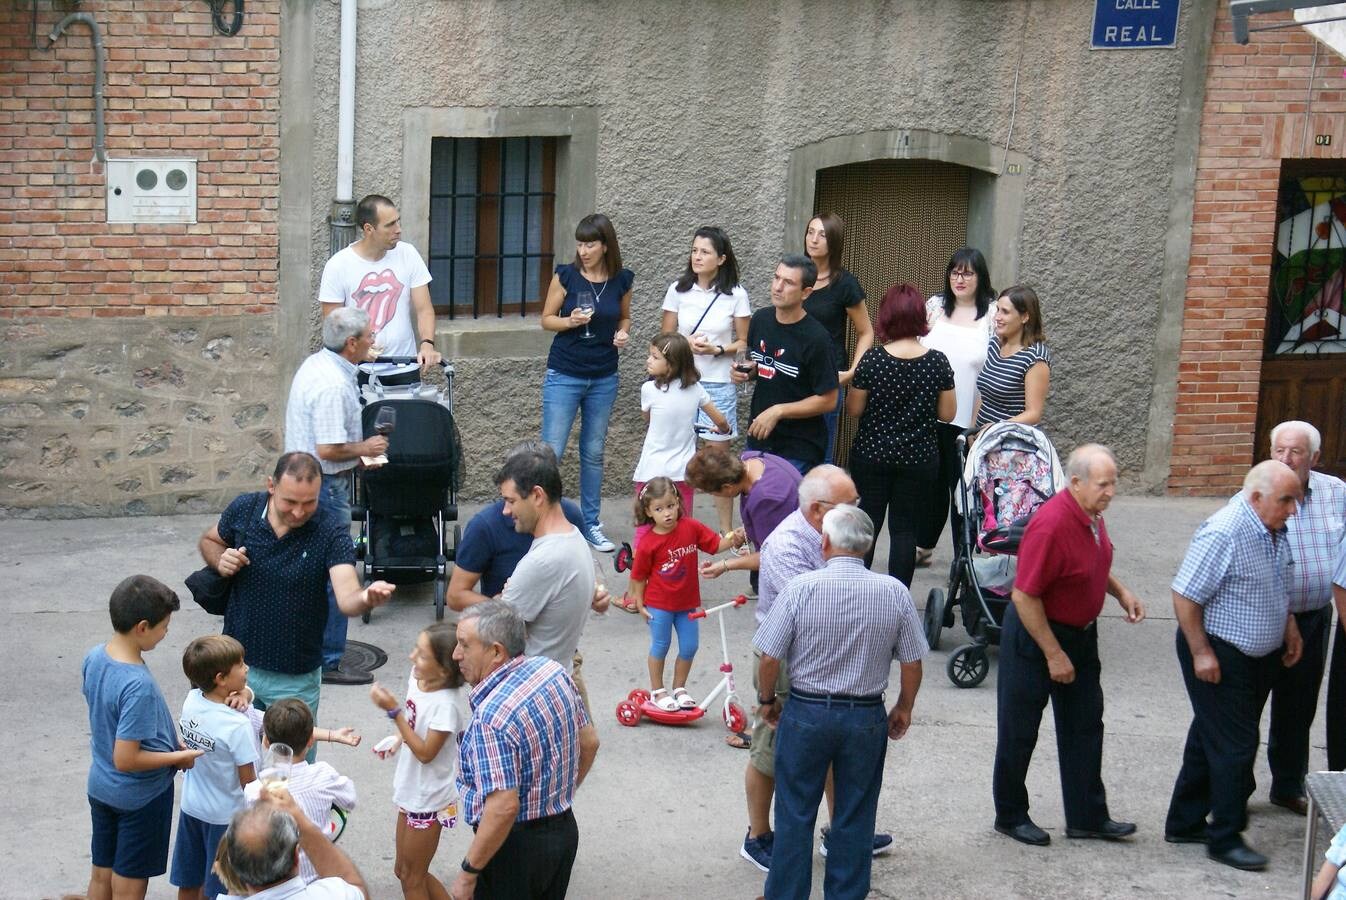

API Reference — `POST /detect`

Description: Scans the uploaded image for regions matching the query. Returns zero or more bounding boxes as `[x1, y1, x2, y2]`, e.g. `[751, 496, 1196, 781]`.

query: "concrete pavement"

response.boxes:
[6, 491, 1333, 899]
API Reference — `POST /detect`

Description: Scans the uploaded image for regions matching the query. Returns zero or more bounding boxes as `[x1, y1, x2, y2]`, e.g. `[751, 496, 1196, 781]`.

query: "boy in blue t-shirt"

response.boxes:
[82, 575, 203, 900]
[170, 634, 258, 899]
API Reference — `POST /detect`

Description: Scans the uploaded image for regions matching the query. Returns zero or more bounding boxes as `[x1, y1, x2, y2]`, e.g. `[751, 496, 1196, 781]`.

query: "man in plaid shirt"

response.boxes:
[1262, 421, 1346, 812]
[451, 600, 598, 900]
[1165, 459, 1304, 872]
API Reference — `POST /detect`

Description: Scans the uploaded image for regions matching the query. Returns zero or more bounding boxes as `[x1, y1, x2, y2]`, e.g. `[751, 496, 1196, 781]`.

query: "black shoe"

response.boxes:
[995, 820, 1050, 846]
[1207, 843, 1268, 871]
[1066, 820, 1137, 841]
[1270, 794, 1309, 816]
[322, 666, 373, 686]
[1164, 827, 1210, 845]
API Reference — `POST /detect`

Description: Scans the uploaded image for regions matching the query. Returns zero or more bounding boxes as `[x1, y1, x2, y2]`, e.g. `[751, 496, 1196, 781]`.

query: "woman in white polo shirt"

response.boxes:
[660, 226, 751, 533]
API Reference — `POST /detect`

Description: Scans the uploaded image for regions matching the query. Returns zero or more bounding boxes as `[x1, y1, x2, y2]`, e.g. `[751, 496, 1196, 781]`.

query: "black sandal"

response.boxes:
[724, 730, 752, 750]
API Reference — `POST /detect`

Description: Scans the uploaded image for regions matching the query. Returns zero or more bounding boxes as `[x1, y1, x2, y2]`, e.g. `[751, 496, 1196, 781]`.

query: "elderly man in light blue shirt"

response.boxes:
[1164, 459, 1304, 872]
[1261, 421, 1346, 812]
[283, 306, 387, 684]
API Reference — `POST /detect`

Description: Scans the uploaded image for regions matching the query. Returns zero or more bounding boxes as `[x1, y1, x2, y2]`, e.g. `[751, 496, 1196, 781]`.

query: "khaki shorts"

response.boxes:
[571, 651, 590, 719]
[749, 650, 790, 778]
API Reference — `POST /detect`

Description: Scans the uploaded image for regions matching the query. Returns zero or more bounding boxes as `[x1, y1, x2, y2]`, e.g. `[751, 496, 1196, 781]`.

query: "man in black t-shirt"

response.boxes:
[733, 255, 839, 473]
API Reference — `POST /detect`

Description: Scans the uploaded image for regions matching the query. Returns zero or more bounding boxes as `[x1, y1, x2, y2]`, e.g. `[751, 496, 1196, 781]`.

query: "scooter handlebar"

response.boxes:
[689, 609, 706, 620]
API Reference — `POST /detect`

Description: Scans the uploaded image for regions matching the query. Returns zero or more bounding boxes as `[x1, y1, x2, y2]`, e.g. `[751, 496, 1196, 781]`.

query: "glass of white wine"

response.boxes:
[259, 742, 293, 788]
[576, 292, 596, 339]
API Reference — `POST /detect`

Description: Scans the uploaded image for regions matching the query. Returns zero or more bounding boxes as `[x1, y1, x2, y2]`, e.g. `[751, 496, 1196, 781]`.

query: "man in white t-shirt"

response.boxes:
[319, 194, 441, 370]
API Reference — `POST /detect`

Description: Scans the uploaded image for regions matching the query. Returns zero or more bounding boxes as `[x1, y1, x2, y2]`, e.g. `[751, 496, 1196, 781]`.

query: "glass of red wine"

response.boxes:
[733, 348, 754, 396]
[373, 406, 396, 436]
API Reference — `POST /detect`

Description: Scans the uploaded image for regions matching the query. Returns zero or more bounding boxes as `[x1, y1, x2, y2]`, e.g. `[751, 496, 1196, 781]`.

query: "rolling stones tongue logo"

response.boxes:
[352, 269, 405, 335]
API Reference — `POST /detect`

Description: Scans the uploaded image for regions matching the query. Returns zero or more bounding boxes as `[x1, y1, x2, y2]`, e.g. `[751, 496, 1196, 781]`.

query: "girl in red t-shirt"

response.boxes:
[629, 477, 744, 712]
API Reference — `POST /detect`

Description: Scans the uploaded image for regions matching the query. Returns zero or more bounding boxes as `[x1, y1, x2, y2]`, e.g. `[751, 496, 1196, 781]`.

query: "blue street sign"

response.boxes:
[1092, 0, 1181, 49]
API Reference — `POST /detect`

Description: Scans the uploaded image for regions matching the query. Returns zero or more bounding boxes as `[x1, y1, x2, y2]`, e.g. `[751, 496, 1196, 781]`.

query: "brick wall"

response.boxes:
[0, 0, 280, 318]
[0, 1, 284, 517]
[1169, 5, 1346, 493]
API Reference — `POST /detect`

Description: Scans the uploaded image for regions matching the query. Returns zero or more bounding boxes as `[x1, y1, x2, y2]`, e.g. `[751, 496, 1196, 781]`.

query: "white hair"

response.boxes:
[1243, 459, 1293, 496]
[322, 306, 370, 352]
[821, 505, 873, 554]
[1271, 420, 1321, 456]
[1066, 443, 1117, 481]
[797, 464, 849, 508]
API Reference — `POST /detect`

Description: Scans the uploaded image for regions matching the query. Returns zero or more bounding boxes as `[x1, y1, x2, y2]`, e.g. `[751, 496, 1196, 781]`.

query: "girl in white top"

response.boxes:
[369, 622, 470, 900]
[632, 332, 729, 550]
[916, 247, 996, 565]
[660, 226, 750, 532]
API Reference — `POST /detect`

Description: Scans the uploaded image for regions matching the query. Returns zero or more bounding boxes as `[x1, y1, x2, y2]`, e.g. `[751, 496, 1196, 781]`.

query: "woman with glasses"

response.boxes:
[660, 226, 752, 533]
[846, 283, 955, 587]
[914, 247, 997, 566]
[802, 212, 874, 465]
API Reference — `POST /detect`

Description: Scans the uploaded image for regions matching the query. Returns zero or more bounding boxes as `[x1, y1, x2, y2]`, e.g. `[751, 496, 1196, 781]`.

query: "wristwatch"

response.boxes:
[757, 693, 778, 706]
[420, 339, 435, 346]
[461, 857, 484, 875]
[715, 344, 724, 357]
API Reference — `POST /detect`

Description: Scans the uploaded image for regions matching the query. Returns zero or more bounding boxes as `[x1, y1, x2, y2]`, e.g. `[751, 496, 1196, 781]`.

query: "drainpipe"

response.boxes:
[328, 0, 357, 256]
[47, 12, 107, 163]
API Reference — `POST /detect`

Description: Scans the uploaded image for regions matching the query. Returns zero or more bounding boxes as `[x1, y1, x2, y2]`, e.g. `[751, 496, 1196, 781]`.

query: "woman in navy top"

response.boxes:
[802, 212, 874, 464]
[540, 213, 634, 552]
[973, 284, 1051, 431]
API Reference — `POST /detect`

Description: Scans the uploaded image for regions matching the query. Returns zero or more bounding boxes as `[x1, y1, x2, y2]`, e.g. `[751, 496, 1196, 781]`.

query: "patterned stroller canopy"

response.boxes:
[955, 422, 1065, 551]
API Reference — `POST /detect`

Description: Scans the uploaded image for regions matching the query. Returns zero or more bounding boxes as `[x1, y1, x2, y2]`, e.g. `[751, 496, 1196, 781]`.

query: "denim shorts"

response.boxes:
[89, 782, 174, 879]
[695, 380, 738, 442]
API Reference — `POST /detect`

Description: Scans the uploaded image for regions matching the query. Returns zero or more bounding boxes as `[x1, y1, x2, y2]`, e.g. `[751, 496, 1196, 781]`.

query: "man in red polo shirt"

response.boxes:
[992, 444, 1147, 847]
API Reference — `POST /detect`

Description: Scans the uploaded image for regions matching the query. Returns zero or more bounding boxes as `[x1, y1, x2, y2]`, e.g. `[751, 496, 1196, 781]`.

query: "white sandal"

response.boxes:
[672, 687, 697, 710]
[650, 688, 680, 712]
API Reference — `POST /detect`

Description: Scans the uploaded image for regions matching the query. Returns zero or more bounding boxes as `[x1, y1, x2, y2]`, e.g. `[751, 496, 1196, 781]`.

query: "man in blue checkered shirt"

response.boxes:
[1263, 421, 1346, 813]
[755, 504, 925, 900]
[1164, 459, 1304, 872]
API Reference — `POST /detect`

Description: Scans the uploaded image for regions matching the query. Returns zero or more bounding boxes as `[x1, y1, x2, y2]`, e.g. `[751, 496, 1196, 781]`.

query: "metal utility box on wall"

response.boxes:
[106, 158, 197, 224]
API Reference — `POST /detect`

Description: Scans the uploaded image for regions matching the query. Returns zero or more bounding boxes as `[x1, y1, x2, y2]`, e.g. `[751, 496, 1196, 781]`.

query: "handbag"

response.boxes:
[185, 564, 232, 616]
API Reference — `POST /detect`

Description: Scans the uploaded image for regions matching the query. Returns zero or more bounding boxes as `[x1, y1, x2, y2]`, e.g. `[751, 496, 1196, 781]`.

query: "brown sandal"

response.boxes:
[614, 593, 640, 614]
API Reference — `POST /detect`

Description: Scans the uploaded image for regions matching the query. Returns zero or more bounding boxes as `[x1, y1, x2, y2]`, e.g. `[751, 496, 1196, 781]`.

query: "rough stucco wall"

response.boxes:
[306, 0, 1194, 498]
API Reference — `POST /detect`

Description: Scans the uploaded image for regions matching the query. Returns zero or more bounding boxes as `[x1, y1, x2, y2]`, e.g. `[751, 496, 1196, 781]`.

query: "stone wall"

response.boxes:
[294, 0, 1209, 498]
[0, 0, 282, 516]
[1169, 5, 1346, 493]
[0, 315, 280, 517]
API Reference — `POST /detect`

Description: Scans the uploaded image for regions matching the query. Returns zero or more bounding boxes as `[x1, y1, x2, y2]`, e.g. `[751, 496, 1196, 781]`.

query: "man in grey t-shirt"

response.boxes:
[497, 449, 598, 678]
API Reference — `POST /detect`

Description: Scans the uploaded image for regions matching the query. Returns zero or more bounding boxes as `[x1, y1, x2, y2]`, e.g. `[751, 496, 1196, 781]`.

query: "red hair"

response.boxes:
[875, 283, 927, 341]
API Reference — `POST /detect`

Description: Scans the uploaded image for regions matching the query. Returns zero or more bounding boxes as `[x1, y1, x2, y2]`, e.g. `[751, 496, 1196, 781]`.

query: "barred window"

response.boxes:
[428, 137, 556, 318]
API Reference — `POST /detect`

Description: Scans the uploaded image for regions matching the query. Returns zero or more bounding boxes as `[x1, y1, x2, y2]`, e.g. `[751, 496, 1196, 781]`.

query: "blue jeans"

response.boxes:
[321, 473, 352, 670]
[647, 607, 699, 661]
[765, 696, 888, 900]
[821, 389, 844, 466]
[540, 369, 619, 529]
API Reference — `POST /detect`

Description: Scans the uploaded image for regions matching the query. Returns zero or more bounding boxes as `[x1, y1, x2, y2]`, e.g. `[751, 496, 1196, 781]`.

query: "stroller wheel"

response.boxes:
[614, 542, 633, 574]
[923, 588, 946, 651]
[947, 643, 989, 689]
[434, 571, 447, 621]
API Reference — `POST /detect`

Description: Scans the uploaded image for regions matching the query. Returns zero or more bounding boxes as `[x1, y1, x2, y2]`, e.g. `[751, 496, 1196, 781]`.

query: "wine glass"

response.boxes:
[373, 406, 396, 436]
[576, 292, 595, 339]
[733, 348, 753, 396]
[258, 742, 293, 787]
[591, 556, 608, 618]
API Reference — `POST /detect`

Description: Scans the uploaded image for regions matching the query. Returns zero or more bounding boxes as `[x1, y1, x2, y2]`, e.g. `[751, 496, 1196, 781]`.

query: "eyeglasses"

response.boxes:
[817, 498, 859, 510]
[950, 270, 976, 281]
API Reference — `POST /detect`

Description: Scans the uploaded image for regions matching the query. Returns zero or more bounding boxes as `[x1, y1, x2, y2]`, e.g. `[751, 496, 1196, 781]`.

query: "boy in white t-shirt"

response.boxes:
[171, 635, 258, 899]
[318, 194, 440, 369]
[241, 699, 358, 884]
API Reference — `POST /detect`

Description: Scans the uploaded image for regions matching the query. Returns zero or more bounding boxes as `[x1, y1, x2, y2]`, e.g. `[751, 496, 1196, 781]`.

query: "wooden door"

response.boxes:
[813, 159, 970, 466]
[1255, 170, 1346, 477]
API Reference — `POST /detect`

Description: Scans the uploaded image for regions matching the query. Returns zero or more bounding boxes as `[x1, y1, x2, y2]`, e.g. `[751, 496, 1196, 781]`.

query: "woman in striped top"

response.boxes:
[973, 285, 1050, 431]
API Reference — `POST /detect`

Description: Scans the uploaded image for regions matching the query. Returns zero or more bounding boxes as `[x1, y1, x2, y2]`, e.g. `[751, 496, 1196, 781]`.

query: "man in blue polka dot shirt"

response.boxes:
[198, 452, 394, 740]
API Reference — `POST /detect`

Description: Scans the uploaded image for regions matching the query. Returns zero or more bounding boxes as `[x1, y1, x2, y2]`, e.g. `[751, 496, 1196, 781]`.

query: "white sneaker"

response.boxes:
[586, 525, 616, 552]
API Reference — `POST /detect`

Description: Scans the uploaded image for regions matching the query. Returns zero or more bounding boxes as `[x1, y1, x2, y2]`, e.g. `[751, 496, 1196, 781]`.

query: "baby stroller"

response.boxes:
[351, 359, 461, 621]
[923, 421, 1064, 688]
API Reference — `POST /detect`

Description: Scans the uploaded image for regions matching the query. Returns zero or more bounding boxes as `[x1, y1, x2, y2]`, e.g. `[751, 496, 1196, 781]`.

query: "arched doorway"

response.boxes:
[813, 159, 972, 464]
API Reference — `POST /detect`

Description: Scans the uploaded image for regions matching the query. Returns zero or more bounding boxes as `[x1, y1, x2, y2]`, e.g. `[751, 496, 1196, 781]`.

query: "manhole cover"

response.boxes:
[339, 640, 388, 674]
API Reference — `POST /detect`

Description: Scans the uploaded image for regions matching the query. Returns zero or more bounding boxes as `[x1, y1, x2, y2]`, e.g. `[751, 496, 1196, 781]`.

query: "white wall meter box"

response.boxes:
[106, 158, 197, 224]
